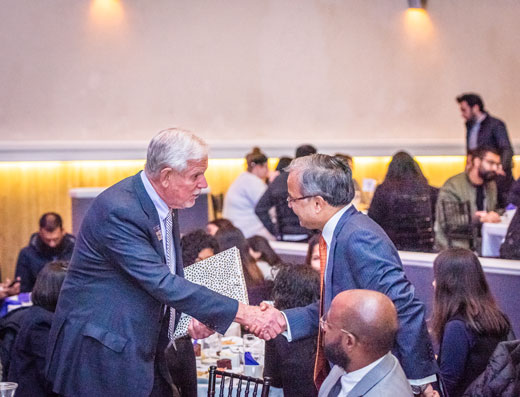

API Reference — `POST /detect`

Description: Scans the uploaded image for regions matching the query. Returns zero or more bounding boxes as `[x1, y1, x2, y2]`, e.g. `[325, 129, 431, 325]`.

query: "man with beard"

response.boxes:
[456, 93, 514, 207]
[318, 290, 413, 397]
[434, 147, 501, 250]
[15, 212, 75, 292]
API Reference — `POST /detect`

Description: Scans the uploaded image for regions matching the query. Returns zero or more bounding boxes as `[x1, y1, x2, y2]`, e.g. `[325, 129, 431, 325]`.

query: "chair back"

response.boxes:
[441, 200, 476, 249]
[388, 192, 434, 252]
[208, 365, 271, 397]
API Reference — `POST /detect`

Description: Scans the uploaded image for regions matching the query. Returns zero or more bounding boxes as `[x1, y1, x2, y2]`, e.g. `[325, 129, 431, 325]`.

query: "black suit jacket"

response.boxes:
[466, 113, 514, 172]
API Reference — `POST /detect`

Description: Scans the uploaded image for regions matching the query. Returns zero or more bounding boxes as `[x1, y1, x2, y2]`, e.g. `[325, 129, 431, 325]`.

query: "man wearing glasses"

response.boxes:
[318, 290, 413, 397]
[434, 146, 502, 251]
[264, 154, 438, 396]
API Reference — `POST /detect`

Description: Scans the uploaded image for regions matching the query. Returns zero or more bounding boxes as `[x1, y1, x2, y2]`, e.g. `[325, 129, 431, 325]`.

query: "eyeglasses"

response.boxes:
[319, 315, 357, 339]
[286, 195, 315, 205]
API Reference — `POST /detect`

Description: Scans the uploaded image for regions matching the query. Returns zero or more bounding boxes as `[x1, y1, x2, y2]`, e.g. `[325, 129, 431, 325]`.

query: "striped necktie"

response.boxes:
[314, 236, 329, 389]
[164, 209, 176, 340]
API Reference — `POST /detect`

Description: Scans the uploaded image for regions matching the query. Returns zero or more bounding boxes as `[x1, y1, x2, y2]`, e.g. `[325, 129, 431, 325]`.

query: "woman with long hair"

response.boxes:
[214, 226, 269, 305]
[7, 260, 68, 396]
[431, 248, 512, 396]
[247, 235, 282, 280]
[304, 233, 321, 273]
[368, 151, 438, 251]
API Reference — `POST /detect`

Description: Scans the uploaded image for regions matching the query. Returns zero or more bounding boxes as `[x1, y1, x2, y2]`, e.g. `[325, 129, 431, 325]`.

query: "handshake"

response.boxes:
[188, 302, 287, 341]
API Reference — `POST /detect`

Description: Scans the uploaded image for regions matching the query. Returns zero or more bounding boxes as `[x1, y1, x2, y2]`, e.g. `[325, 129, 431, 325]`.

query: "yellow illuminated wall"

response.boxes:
[1, 156, 519, 280]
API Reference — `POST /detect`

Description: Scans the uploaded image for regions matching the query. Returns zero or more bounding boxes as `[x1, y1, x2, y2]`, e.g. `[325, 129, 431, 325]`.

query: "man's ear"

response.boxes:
[313, 196, 327, 213]
[342, 332, 357, 351]
[159, 167, 173, 188]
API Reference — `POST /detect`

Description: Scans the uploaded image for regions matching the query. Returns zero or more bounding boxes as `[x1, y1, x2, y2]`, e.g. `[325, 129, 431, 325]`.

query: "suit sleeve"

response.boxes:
[282, 301, 320, 341]
[342, 229, 437, 379]
[98, 207, 238, 334]
[255, 187, 277, 236]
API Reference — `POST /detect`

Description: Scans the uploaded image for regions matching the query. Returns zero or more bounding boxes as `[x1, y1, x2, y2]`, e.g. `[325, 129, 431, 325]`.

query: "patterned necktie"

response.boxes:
[164, 209, 176, 340]
[314, 236, 329, 389]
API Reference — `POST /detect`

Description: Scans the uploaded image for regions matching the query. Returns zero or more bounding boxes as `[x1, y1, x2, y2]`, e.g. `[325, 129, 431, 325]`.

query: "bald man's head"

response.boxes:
[325, 290, 398, 367]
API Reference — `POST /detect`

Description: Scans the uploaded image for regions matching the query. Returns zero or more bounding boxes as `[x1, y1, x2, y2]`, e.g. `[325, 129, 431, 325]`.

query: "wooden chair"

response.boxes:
[441, 200, 476, 250]
[208, 365, 271, 397]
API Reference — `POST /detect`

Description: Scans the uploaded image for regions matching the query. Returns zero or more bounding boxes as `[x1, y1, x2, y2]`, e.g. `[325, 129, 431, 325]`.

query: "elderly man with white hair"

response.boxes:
[46, 128, 282, 397]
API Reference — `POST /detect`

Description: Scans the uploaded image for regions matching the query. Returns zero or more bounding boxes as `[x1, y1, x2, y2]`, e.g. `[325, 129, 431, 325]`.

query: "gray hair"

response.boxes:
[286, 154, 355, 206]
[145, 128, 209, 178]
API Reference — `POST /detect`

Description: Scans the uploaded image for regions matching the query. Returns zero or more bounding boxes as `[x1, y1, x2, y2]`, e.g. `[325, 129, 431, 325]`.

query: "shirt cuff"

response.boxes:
[408, 374, 437, 386]
[280, 311, 292, 342]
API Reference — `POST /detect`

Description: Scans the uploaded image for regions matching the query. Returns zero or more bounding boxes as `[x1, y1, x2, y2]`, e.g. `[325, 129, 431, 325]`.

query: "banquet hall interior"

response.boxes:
[1, 0, 520, 396]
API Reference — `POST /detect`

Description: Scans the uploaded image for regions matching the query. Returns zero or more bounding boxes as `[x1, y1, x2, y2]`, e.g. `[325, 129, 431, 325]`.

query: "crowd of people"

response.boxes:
[0, 93, 518, 396]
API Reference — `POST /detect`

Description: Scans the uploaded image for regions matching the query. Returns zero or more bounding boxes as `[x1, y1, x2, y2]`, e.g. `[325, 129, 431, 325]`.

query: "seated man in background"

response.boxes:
[255, 144, 317, 241]
[318, 290, 413, 397]
[434, 147, 501, 251]
[14, 213, 75, 292]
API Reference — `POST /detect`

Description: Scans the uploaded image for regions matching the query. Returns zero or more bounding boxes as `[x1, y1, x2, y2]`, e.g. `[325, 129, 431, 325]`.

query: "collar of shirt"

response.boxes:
[321, 203, 352, 259]
[338, 354, 386, 397]
[140, 171, 171, 252]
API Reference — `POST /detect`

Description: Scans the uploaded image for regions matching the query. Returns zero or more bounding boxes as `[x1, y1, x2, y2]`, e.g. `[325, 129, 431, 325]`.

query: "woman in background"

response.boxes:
[247, 235, 282, 280]
[304, 233, 321, 273]
[214, 226, 270, 305]
[263, 265, 320, 397]
[431, 248, 512, 397]
[8, 260, 68, 397]
[206, 218, 234, 236]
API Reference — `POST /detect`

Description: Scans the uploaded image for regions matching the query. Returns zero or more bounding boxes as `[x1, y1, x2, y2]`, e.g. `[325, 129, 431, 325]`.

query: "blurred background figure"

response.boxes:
[269, 156, 293, 183]
[264, 264, 320, 397]
[15, 213, 75, 293]
[7, 260, 68, 397]
[431, 248, 512, 397]
[255, 144, 317, 242]
[181, 229, 219, 266]
[206, 218, 234, 236]
[304, 234, 321, 273]
[223, 147, 274, 240]
[368, 151, 438, 252]
[500, 210, 520, 260]
[214, 226, 271, 305]
[247, 235, 282, 281]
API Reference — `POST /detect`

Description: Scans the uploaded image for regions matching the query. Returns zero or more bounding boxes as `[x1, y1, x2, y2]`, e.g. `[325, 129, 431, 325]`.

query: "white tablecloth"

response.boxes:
[481, 220, 510, 257]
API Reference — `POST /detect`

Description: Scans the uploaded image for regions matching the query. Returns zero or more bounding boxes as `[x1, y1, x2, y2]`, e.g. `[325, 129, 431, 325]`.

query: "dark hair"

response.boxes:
[275, 157, 293, 172]
[295, 144, 317, 158]
[39, 212, 63, 232]
[305, 234, 321, 267]
[431, 248, 510, 342]
[207, 218, 234, 232]
[272, 265, 320, 311]
[214, 227, 264, 285]
[246, 147, 268, 172]
[32, 260, 68, 312]
[456, 93, 485, 112]
[247, 235, 282, 268]
[469, 146, 500, 161]
[383, 151, 427, 184]
[181, 229, 219, 267]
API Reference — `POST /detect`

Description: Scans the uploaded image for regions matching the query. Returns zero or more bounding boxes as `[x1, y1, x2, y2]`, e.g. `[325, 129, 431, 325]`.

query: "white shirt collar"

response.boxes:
[140, 170, 170, 222]
[322, 203, 352, 248]
[338, 354, 387, 397]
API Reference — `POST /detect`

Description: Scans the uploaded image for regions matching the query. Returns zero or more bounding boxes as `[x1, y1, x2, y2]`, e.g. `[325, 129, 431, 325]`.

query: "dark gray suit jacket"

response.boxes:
[318, 353, 413, 397]
[45, 172, 238, 397]
[284, 206, 438, 379]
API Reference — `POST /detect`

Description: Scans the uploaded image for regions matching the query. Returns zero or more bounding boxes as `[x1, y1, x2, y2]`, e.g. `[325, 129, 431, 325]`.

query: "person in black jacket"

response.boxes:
[500, 209, 520, 260]
[431, 249, 512, 397]
[14, 213, 75, 292]
[263, 264, 320, 397]
[255, 145, 317, 242]
[456, 93, 515, 208]
[7, 260, 68, 397]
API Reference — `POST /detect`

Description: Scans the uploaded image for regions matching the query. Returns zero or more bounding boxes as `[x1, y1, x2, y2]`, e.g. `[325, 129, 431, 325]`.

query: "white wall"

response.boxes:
[1, 0, 519, 157]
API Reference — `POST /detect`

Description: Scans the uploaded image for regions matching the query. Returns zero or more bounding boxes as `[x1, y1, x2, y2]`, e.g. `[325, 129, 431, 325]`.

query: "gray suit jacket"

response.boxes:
[318, 353, 413, 397]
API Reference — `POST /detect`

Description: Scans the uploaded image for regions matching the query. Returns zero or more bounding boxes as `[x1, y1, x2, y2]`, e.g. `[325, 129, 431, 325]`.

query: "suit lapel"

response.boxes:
[347, 353, 394, 397]
[132, 172, 166, 263]
[324, 205, 357, 312]
[172, 209, 184, 277]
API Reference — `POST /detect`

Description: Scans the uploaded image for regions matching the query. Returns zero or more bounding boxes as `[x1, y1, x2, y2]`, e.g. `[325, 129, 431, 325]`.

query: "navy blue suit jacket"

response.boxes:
[46, 172, 238, 397]
[284, 206, 438, 380]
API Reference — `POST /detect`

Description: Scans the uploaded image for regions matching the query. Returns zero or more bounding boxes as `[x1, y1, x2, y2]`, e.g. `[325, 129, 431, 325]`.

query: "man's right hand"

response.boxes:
[234, 302, 287, 340]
